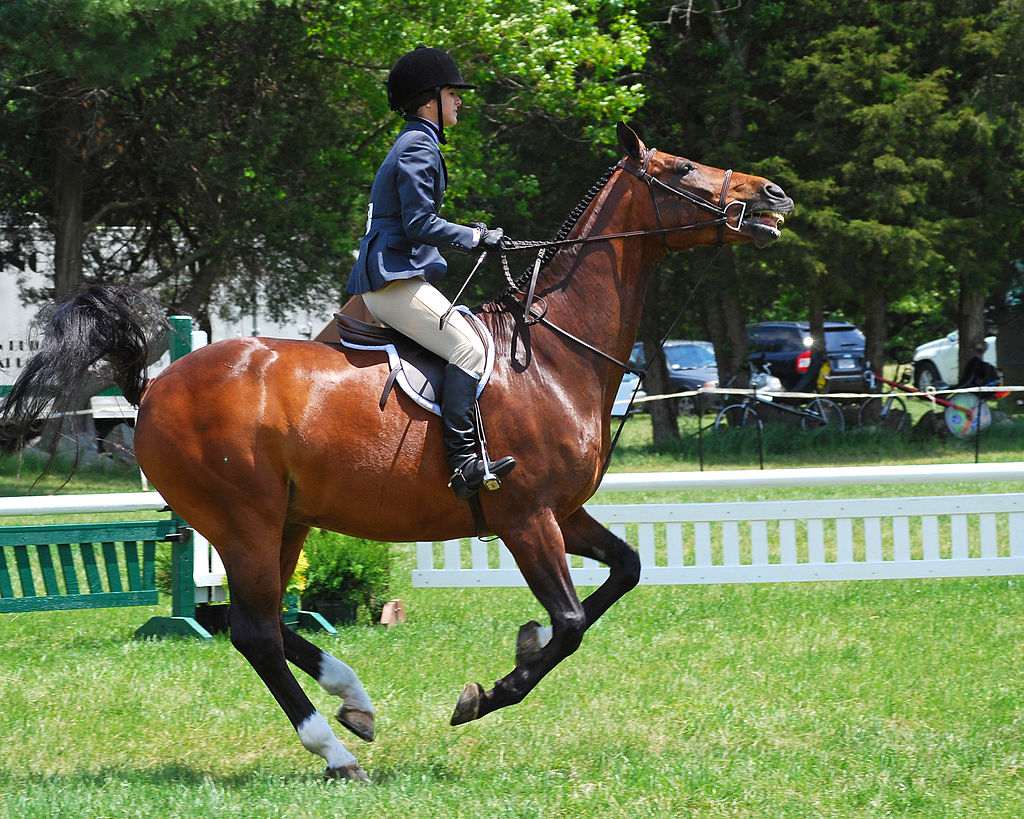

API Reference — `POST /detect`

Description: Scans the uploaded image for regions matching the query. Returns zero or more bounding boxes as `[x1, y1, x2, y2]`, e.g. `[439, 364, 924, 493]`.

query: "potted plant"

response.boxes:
[299, 529, 392, 625]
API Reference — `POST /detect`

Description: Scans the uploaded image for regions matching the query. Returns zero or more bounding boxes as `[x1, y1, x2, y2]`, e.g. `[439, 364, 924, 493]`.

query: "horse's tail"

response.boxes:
[0, 285, 164, 449]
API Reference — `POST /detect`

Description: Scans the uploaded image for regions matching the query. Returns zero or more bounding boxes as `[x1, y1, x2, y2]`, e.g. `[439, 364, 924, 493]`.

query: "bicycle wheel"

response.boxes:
[858, 395, 909, 432]
[714, 403, 760, 432]
[800, 397, 845, 431]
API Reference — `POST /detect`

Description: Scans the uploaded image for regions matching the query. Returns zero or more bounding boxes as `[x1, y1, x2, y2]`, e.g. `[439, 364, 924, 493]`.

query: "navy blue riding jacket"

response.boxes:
[346, 119, 478, 295]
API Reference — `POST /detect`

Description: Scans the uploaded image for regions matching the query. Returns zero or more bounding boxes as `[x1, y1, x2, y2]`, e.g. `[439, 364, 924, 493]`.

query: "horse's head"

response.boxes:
[617, 123, 793, 250]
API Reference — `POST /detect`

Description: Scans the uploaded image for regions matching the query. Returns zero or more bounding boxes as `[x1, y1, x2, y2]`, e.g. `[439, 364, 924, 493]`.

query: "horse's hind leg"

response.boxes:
[516, 507, 641, 666]
[277, 524, 376, 742]
[222, 529, 368, 782]
[282, 626, 377, 742]
[451, 510, 586, 725]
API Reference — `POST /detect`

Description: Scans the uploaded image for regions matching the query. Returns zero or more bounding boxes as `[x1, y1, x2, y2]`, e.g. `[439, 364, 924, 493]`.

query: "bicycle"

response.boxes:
[859, 367, 1001, 438]
[856, 368, 911, 433]
[713, 362, 846, 432]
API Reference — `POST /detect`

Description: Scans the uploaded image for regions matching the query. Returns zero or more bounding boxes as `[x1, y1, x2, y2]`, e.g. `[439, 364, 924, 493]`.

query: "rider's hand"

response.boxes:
[471, 222, 505, 250]
[480, 226, 505, 249]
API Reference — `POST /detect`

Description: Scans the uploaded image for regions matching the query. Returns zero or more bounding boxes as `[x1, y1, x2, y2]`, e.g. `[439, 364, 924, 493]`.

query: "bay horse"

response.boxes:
[2, 124, 792, 781]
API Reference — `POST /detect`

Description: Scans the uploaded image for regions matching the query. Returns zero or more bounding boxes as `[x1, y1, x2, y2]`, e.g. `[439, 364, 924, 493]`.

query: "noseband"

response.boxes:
[617, 147, 747, 245]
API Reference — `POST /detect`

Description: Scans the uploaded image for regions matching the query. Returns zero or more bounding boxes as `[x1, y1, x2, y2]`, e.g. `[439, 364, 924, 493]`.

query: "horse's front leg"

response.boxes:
[451, 509, 585, 725]
[515, 507, 641, 667]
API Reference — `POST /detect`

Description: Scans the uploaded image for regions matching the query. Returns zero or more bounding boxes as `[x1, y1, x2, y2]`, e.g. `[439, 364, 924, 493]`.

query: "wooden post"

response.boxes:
[135, 316, 211, 639]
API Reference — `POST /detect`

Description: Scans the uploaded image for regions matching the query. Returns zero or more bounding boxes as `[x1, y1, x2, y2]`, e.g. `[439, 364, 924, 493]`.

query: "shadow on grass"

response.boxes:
[363, 759, 461, 785]
[0, 758, 464, 789]
[0, 763, 318, 789]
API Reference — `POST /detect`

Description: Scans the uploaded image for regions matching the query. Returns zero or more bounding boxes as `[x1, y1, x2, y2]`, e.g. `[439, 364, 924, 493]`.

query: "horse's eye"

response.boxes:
[678, 163, 695, 177]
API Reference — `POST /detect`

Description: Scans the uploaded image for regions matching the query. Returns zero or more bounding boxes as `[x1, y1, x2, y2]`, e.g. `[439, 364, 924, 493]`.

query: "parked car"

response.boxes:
[746, 321, 867, 391]
[611, 370, 646, 416]
[630, 340, 719, 412]
[912, 329, 997, 389]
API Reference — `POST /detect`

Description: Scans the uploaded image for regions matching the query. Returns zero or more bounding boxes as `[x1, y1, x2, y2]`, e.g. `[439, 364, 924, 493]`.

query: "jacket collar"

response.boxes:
[402, 117, 447, 185]
[404, 117, 441, 144]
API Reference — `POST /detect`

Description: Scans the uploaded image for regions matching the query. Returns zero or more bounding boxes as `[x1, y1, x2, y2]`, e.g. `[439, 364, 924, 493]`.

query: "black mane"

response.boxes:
[486, 164, 618, 307]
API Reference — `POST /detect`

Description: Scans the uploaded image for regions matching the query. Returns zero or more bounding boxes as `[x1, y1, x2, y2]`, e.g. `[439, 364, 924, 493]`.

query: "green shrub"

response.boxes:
[300, 529, 392, 624]
[155, 542, 172, 596]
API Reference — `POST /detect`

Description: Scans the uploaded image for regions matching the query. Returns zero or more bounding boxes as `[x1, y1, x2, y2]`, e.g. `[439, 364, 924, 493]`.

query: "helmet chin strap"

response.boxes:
[435, 87, 446, 144]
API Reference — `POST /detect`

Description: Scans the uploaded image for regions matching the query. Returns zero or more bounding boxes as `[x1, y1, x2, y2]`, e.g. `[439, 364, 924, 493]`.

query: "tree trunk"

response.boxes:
[642, 332, 680, 447]
[958, 275, 987, 373]
[51, 96, 86, 299]
[177, 257, 221, 326]
[796, 271, 827, 392]
[863, 285, 887, 378]
[719, 249, 749, 381]
[703, 249, 749, 390]
[641, 268, 680, 446]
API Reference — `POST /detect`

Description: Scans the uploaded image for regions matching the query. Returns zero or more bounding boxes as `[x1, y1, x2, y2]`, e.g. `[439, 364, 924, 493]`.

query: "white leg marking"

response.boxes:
[297, 712, 357, 769]
[318, 652, 374, 713]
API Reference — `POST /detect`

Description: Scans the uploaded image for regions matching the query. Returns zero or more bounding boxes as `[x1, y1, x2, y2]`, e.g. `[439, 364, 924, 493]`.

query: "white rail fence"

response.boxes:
[4, 463, 1023, 594]
[413, 463, 1024, 588]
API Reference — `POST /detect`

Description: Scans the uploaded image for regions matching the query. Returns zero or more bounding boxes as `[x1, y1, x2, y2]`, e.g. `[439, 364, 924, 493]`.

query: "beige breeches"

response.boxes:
[361, 277, 486, 377]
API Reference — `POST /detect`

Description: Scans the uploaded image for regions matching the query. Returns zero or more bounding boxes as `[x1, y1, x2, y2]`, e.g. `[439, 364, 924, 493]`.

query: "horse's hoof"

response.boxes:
[450, 682, 484, 726]
[516, 619, 545, 667]
[337, 706, 375, 742]
[324, 763, 370, 783]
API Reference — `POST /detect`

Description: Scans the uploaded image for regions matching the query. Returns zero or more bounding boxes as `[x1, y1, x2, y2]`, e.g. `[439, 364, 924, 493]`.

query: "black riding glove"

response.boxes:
[471, 222, 505, 250]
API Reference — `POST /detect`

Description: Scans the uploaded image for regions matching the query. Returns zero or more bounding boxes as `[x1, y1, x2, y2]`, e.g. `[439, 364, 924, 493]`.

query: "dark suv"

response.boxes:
[630, 340, 719, 412]
[747, 321, 867, 391]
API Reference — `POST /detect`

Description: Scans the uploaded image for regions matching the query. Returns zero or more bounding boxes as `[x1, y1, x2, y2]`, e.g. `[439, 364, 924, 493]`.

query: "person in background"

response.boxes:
[955, 339, 1002, 390]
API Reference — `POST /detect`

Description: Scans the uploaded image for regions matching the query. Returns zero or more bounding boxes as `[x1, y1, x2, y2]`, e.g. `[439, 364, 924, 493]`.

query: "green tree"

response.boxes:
[635, 0, 1023, 399]
[2, 0, 648, 330]
[0, 0, 262, 298]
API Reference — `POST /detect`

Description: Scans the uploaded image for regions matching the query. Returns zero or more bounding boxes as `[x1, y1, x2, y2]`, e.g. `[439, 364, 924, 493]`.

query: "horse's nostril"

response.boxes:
[764, 182, 786, 200]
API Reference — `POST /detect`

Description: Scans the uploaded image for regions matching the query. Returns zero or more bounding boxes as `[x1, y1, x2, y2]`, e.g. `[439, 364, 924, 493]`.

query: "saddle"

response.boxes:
[334, 308, 495, 415]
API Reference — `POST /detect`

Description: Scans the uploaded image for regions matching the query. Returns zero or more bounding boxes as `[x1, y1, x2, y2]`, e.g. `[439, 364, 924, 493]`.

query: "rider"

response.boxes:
[346, 46, 516, 500]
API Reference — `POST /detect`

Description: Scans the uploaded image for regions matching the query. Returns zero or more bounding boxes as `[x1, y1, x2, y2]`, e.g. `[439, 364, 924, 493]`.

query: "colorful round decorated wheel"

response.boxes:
[944, 393, 992, 438]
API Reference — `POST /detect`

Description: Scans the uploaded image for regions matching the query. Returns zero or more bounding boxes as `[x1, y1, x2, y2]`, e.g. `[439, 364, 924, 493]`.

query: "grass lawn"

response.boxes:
[1, 422, 1023, 816]
[1, 561, 1022, 817]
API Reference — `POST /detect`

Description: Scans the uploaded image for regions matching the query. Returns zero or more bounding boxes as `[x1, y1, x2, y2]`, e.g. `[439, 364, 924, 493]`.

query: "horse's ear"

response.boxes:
[617, 122, 646, 161]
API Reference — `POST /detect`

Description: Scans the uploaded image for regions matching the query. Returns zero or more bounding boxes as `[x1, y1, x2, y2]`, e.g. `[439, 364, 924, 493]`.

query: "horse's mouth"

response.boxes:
[743, 209, 789, 248]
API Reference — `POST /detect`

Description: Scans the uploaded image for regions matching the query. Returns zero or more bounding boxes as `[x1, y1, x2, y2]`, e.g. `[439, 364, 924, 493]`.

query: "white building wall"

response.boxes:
[2, 260, 335, 390]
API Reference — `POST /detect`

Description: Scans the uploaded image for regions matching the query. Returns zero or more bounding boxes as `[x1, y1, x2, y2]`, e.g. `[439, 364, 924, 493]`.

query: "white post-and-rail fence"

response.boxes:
[3, 462, 1023, 597]
[414, 462, 1024, 588]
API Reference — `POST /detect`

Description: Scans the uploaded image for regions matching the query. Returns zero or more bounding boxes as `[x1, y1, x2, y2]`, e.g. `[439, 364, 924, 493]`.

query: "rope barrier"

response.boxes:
[621, 384, 1024, 406]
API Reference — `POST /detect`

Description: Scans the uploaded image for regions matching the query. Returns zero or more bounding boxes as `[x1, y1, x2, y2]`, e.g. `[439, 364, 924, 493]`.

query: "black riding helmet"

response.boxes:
[386, 46, 474, 144]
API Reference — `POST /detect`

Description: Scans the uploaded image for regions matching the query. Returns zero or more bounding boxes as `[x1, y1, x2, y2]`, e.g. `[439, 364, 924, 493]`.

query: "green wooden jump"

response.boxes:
[0, 519, 173, 614]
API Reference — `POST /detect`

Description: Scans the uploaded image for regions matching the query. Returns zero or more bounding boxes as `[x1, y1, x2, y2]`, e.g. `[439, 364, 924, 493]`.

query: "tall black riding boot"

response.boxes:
[442, 363, 516, 499]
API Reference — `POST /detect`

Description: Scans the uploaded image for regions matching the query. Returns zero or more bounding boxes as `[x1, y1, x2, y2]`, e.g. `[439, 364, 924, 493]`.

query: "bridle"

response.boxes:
[618, 146, 747, 247]
[445, 147, 749, 376]
[438, 147, 750, 478]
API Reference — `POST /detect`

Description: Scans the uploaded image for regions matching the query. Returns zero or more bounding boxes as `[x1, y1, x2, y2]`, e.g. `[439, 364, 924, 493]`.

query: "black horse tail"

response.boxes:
[0, 285, 165, 450]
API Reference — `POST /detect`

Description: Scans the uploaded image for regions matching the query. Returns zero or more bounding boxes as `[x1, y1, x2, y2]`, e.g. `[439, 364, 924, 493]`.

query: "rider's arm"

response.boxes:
[395, 134, 479, 251]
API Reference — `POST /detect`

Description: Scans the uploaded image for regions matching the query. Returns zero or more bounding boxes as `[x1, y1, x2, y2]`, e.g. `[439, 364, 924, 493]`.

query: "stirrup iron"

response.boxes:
[475, 402, 502, 492]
